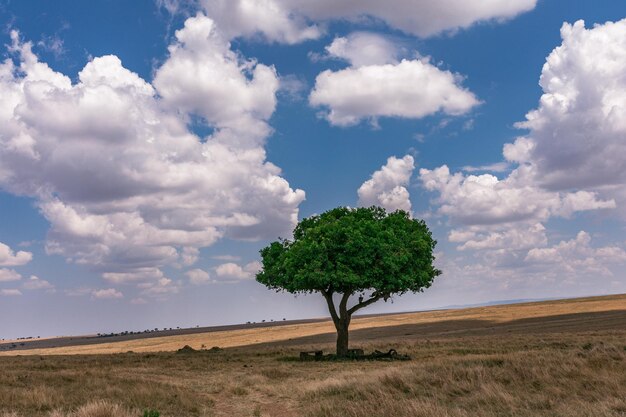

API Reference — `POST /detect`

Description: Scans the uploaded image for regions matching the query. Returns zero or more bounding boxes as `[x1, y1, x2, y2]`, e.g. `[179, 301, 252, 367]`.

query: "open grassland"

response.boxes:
[2, 294, 625, 356]
[1, 294, 625, 417]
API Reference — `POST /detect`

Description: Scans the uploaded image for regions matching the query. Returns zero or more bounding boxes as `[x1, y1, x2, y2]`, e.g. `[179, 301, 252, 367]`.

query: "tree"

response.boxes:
[256, 206, 441, 357]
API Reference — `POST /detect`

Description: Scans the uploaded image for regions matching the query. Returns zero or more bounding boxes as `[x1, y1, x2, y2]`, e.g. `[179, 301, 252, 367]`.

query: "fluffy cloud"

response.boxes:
[514, 19, 626, 194]
[154, 14, 279, 139]
[358, 155, 414, 213]
[92, 288, 124, 299]
[420, 19, 625, 243]
[185, 268, 212, 285]
[0, 241, 32, 266]
[449, 222, 547, 252]
[102, 268, 166, 284]
[137, 278, 180, 297]
[420, 165, 614, 226]
[201, 0, 321, 44]
[310, 57, 480, 126]
[0, 16, 304, 289]
[102, 268, 179, 297]
[215, 261, 261, 281]
[324, 32, 401, 67]
[420, 163, 615, 269]
[525, 231, 626, 276]
[22, 275, 54, 290]
[419, 19, 626, 294]
[179, 247, 200, 267]
[0, 289, 22, 297]
[434, 232, 626, 301]
[65, 287, 125, 299]
[0, 269, 22, 282]
[312, 34, 478, 129]
[200, 0, 537, 41]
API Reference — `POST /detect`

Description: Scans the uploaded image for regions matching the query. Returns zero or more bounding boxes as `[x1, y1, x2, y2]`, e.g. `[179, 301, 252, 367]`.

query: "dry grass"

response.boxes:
[303, 337, 626, 417]
[1, 294, 625, 417]
[0, 400, 137, 417]
[3, 293, 625, 356]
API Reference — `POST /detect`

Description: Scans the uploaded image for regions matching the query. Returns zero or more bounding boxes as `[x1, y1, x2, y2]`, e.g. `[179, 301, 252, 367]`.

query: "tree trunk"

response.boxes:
[322, 290, 386, 356]
[321, 289, 353, 357]
[335, 320, 350, 357]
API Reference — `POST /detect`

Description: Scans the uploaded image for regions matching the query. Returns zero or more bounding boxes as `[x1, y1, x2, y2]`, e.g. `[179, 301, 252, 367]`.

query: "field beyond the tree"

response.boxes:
[1, 294, 625, 417]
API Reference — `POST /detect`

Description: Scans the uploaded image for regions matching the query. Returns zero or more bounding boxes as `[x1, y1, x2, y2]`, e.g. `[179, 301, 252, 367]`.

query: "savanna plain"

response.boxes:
[1, 294, 625, 417]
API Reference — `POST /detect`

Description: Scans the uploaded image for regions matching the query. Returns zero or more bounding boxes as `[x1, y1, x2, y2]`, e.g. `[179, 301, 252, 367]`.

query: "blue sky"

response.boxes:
[0, 0, 625, 339]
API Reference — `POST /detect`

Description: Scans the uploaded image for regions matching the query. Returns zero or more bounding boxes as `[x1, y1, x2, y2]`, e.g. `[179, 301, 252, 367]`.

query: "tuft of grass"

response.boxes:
[231, 386, 249, 396]
[260, 367, 291, 380]
[73, 401, 135, 417]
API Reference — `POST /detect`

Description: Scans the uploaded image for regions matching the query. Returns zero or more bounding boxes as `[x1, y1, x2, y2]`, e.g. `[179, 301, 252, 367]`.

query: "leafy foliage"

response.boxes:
[257, 206, 440, 298]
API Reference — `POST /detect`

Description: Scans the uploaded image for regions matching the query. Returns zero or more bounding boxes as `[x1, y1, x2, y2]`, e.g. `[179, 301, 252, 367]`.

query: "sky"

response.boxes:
[0, 0, 625, 339]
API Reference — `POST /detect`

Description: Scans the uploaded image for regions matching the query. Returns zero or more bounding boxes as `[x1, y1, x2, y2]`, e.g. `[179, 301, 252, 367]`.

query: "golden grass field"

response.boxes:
[1, 294, 625, 417]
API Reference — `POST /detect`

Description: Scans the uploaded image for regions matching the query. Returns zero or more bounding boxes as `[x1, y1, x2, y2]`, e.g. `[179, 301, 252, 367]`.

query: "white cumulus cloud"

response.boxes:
[434, 231, 626, 302]
[215, 261, 261, 281]
[102, 268, 166, 284]
[201, 0, 321, 44]
[514, 19, 626, 194]
[186, 268, 212, 285]
[22, 275, 54, 290]
[418, 19, 626, 297]
[0, 241, 32, 266]
[310, 58, 480, 126]
[0, 269, 22, 282]
[525, 232, 626, 277]
[358, 155, 414, 213]
[420, 18, 625, 255]
[154, 14, 279, 140]
[200, 0, 537, 41]
[324, 32, 401, 67]
[137, 278, 180, 298]
[0, 16, 305, 290]
[450, 222, 547, 252]
[419, 165, 614, 226]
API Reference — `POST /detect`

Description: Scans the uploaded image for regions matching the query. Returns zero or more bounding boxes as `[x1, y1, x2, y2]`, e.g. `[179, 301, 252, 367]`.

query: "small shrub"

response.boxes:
[142, 410, 160, 417]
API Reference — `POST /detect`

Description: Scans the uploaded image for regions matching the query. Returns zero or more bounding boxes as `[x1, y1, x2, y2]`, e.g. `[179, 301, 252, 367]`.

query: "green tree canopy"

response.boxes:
[257, 206, 441, 356]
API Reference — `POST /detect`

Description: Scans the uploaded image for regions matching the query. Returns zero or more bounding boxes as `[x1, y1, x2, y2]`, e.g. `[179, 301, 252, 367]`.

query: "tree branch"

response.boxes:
[347, 293, 385, 315]
[321, 289, 340, 326]
[339, 291, 351, 319]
